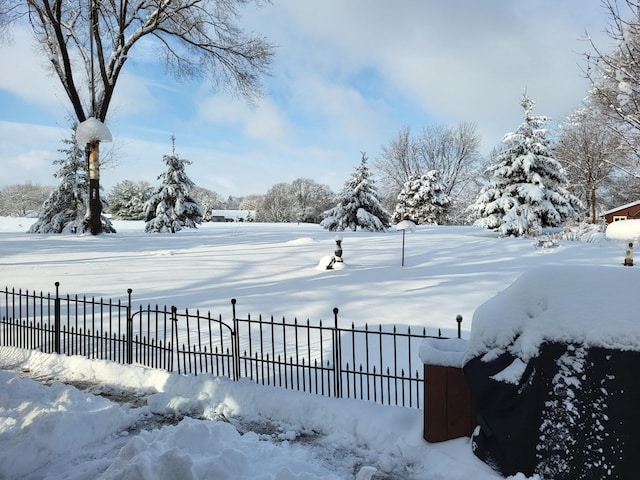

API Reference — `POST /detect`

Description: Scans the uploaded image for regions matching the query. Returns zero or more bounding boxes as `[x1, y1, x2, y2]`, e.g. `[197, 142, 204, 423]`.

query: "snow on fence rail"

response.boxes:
[0, 283, 456, 409]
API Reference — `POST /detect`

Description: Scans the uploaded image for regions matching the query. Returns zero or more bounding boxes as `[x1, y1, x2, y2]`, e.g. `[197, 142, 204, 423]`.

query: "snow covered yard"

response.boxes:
[0, 217, 630, 479]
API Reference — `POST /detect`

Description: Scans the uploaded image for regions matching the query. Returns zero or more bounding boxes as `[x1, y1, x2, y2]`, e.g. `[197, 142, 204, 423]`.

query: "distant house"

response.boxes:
[601, 200, 640, 223]
[208, 210, 256, 222]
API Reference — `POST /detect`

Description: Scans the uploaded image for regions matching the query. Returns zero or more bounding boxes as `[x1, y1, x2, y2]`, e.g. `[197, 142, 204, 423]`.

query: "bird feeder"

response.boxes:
[76, 117, 112, 235]
[605, 219, 640, 267]
[395, 220, 416, 266]
[334, 235, 343, 263]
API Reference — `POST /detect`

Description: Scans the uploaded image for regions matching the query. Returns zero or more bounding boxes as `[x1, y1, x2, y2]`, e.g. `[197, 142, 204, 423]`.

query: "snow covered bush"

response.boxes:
[392, 170, 450, 225]
[470, 93, 581, 237]
[321, 153, 391, 232]
[144, 139, 203, 233]
[559, 221, 606, 243]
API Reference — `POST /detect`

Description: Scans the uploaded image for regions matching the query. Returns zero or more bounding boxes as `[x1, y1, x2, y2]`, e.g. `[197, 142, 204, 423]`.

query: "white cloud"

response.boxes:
[0, 26, 67, 111]
[0, 121, 65, 186]
[284, 74, 387, 149]
[247, 0, 610, 148]
[108, 71, 162, 120]
[196, 94, 294, 144]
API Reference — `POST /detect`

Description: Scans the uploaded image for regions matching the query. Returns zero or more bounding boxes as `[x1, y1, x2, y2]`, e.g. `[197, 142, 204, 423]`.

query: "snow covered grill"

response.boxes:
[464, 265, 640, 478]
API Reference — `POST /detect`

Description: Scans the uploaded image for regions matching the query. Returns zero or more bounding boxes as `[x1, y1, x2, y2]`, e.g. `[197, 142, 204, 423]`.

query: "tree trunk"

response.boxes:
[590, 184, 597, 224]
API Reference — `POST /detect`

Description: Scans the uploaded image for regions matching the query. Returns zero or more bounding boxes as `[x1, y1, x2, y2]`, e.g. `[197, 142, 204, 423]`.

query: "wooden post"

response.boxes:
[424, 364, 475, 442]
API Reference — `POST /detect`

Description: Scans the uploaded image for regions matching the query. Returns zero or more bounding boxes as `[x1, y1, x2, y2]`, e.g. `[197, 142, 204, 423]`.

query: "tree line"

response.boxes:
[2, 1, 640, 235]
[2, 84, 638, 236]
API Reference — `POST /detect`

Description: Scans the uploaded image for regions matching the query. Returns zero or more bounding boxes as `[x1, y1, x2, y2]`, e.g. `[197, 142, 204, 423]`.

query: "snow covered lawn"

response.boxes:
[0, 218, 628, 479]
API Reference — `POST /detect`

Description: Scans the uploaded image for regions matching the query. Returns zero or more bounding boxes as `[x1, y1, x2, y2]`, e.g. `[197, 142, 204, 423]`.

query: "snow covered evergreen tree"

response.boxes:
[321, 153, 391, 232]
[392, 171, 450, 225]
[470, 93, 581, 236]
[144, 138, 203, 233]
[108, 180, 153, 220]
[29, 131, 115, 234]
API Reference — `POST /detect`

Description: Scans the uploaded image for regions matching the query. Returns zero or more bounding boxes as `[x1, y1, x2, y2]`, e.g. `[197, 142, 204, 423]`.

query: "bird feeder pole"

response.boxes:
[402, 229, 406, 266]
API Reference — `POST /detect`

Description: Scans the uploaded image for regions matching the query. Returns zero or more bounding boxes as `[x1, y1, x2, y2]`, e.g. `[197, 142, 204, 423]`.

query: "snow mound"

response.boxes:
[465, 265, 640, 365]
[0, 371, 136, 479]
[285, 237, 318, 245]
[101, 417, 343, 480]
[315, 255, 345, 270]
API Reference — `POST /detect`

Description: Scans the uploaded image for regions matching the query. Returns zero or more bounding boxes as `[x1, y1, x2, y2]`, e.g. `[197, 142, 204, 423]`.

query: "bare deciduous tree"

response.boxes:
[555, 101, 623, 222]
[191, 186, 225, 220]
[258, 182, 295, 223]
[604, 171, 640, 207]
[584, 0, 640, 164]
[415, 122, 482, 197]
[4, 0, 274, 234]
[239, 194, 263, 212]
[256, 179, 335, 223]
[289, 178, 335, 223]
[375, 122, 482, 223]
[0, 182, 54, 216]
[375, 126, 420, 199]
[376, 123, 482, 196]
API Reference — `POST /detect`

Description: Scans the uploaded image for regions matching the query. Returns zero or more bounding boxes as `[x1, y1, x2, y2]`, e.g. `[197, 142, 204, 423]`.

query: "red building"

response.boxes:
[601, 200, 640, 224]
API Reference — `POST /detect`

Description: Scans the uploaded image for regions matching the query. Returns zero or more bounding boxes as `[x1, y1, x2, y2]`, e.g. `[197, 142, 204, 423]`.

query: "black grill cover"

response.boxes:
[464, 343, 640, 479]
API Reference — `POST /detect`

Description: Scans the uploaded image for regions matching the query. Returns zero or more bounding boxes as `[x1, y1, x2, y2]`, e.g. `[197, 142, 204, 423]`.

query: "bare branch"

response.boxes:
[584, 0, 640, 161]
[16, 0, 275, 122]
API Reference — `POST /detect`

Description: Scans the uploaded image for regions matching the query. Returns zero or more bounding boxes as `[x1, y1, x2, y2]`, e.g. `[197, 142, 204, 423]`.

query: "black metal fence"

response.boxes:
[0, 283, 456, 409]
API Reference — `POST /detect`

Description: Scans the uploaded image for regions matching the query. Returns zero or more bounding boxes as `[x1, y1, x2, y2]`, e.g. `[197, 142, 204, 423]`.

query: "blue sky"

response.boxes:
[0, 1, 612, 197]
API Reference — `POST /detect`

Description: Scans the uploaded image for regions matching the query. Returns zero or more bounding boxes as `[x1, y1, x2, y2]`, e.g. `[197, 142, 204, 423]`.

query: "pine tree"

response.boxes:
[321, 153, 391, 232]
[470, 93, 581, 236]
[29, 131, 115, 234]
[392, 170, 450, 225]
[144, 138, 203, 233]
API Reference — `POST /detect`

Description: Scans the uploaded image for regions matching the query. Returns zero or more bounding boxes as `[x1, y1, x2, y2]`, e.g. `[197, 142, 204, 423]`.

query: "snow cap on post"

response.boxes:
[606, 219, 640, 241]
[395, 220, 416, 232]
[419, 337, 469, 368]
[76, 117, 112, 144]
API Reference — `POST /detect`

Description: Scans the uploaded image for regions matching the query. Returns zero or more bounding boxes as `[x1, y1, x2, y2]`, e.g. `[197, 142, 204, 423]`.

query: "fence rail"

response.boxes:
[0, 283, 456, 409]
